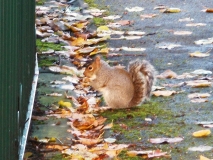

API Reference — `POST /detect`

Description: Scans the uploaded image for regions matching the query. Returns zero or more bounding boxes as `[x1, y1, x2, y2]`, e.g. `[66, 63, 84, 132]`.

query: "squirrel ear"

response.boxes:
[95, 56, 101, 67]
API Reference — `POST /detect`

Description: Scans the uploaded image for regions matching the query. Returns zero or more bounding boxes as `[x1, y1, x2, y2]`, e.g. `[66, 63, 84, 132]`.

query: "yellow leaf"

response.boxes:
[97, 26, 110, 32]
[71, 37, 85, 46]
[193, 129, 211, 137]
[200, 155, 211, 160]
[163, 8, 181, 13]
[24, 152, 33, 159]
[49, 137, 56, 142]
[58, 100, 72, 108]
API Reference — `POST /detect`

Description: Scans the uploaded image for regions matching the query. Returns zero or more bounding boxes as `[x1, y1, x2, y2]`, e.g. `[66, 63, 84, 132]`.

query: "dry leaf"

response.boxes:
[195, 38, 213, 45]
[174, 31, 192, 35]
[186, 23, 206, 27]
[189, 51, 210, 57]
[152, 90, 177, 97]
[74, 137, 103, 146]
[192, 129, 211, 137]
[157, 69, 178, 79]
[46, 93, 63, 97]
[186, 80, 211, 87]
[188, 93, 210, 99]
[200, 155, 211, 160]
[140, 14, 158, 19]
[191, 69, 212, 75]
[162, 8, 181, 13]
[178, 17, 194, 22]
[116, 20, 131, 26]
[157, 43, 181, 50]
[149, 137, 183, 144]
[125, 7, 144, 12]
[188, 146, 213, 152]
[103, 15, 121, 20]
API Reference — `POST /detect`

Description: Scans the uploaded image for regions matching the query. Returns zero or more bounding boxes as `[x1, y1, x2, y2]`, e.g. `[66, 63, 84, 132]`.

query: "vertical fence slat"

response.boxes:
[0, 0, 35, 159]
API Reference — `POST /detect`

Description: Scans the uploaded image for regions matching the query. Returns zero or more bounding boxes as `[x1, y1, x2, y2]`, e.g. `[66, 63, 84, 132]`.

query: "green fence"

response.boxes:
[0, 0, 35, 159]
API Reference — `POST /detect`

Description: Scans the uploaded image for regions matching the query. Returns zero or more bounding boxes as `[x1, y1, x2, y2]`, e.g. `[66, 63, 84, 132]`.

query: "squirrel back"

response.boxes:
[83, 56, 156, 109]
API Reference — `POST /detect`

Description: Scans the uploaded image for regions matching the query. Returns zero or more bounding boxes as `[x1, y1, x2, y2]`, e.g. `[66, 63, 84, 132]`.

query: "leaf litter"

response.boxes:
[33, 0, 213, 159]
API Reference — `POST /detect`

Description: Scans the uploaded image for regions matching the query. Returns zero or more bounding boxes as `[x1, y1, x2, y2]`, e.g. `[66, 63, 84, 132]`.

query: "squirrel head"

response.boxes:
[83, 56, 101, 79]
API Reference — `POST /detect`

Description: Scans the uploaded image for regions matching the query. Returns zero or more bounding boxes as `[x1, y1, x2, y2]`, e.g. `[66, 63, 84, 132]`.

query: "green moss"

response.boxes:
[38, 55, 58, 67]
[36, 0, 46, 5]
[36, 39, 65, 52]
[50, 154, 68, 160]
[101, 101, 174, 142]
[85, 0, 98, 8]
[93, 17, 108, 26]
[118, 151, 143, 160]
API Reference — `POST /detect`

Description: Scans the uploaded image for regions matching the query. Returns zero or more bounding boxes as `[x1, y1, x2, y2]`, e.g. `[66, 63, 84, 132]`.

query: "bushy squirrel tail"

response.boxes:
[128, 59, 156, 107]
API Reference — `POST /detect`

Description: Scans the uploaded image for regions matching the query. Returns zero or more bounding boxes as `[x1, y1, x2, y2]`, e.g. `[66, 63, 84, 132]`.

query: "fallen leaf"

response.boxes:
[103, 15, 121, 20]
[157, 69, 178, 79]
[74, 137, 103, 146]
[157, 43, 181, 50]
[162, 8, 181, 13]
[127, 149, 168, 158]
[186, 23, 206, 27]
[140, 14, 158, 19]
[152, 90, 177, 97]
[125, 7, 144, 12]
[188, 146, 213, 152]
[195, 38, 213, 45]
[203, 8, 213, 13]
[186, 80, 211, 87]
[24, 152, 33, 159]
[173, 31, 192, 35]
[189, 51, 210, 57]
[191, 69, 212, 75]
[104, 138, 116, 143]
[200, 155, 211, 160]
[46, 93, 63, 97]
[188, 93, 210, 99]
[116, 20, 131, 26]
[121, 47, 146, 52]
[149, 137, 184, 144]
[46, 145, 69, 151]
[192, 129, 211, 137]
[178, 17, 194, 22]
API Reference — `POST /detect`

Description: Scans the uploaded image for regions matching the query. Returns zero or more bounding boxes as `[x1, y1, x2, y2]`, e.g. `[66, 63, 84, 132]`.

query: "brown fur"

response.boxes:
[83, 57, 156, 109]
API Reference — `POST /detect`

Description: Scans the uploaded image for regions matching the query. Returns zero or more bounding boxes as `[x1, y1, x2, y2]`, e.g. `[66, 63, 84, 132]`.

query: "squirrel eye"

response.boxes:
[88, 66, 93, 70]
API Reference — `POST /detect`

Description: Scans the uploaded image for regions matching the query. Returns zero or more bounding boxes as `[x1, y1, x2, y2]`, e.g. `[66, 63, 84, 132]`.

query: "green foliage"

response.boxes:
[36, 39, 65, 52]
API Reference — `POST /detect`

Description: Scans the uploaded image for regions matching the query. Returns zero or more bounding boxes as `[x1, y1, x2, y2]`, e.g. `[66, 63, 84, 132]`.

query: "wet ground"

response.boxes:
[27, 0, 213, 159]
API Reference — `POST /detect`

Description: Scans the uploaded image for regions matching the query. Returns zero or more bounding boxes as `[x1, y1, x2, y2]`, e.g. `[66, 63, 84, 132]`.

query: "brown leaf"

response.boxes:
[152, 90, 177, 97]
[186, 80, 212, 87]
[157, 69, 178, 79]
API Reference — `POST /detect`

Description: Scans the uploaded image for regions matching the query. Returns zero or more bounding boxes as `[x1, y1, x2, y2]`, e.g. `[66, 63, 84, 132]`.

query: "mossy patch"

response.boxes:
[36, 0, 46, 5]
[85, 0, 98, 8]
[36, 39, 65, 52]
[93, 17, 108, 26]
[101, 101, 174, 143]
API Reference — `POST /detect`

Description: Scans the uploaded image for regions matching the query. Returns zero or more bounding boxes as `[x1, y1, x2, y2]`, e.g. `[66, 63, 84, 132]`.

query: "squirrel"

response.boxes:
[83, 56, 156, 109]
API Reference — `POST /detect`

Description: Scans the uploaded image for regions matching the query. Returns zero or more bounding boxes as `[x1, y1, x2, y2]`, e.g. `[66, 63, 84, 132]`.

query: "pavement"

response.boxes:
[27, 0, 213, 159]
